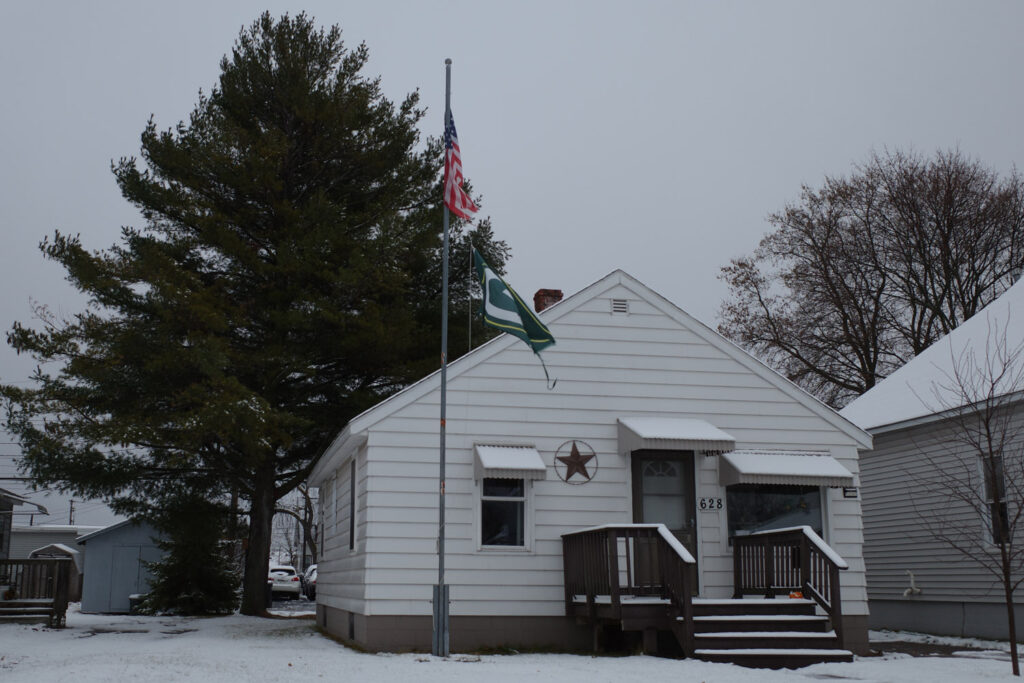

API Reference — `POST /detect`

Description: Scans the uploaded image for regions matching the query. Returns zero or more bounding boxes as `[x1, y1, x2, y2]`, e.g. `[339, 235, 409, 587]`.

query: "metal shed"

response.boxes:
[77, 520, 163, 613]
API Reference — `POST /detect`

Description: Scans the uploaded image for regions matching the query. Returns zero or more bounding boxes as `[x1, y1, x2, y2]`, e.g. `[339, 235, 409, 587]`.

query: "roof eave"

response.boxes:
[309, 428, 368, 486]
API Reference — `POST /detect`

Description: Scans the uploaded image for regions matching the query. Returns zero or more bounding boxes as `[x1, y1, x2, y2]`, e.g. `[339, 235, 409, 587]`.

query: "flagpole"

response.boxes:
[433, 57, 452, 659]
[468, 244, 473, 353]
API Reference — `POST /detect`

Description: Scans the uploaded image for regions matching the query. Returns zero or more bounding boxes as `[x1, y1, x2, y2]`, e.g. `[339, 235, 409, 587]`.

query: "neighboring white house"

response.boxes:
[841, 276, 1024, 639]
[9, 524, 103, 560]
[310, 270, 872, 654]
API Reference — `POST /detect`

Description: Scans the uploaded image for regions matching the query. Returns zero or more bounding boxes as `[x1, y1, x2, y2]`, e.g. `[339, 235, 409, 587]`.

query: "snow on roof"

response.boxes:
[618, 416, 734, 442]
[841, 277, 1024, 431]
[473, 445, 547, 480]
[618, 417, 736, 452]
[76, 519, 152, 544]
[719, 450, 854, 488]
[29, 543, 84, 572]
[12, 524, 104, 534]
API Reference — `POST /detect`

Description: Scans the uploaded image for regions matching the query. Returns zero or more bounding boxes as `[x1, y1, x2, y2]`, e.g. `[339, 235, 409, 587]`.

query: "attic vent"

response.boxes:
[611, 298, 629, 314]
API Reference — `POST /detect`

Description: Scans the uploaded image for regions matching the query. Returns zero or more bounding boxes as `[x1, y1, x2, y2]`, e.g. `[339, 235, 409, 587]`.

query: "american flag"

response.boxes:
[444, 112, 479, 220]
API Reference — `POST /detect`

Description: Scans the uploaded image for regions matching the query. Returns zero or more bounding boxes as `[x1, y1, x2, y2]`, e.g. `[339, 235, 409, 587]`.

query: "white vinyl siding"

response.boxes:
[315, 275, 869, 620]
[317, 445, 369, 615]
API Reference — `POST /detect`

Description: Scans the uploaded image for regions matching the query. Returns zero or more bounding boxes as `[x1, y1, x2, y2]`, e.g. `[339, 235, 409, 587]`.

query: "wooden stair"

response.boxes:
[0, 598, 59, 626]
[687, 598, 852, 668]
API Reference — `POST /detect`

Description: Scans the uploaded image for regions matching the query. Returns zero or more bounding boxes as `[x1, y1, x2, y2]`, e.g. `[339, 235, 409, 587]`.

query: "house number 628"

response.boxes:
[699, 497, 723, 510]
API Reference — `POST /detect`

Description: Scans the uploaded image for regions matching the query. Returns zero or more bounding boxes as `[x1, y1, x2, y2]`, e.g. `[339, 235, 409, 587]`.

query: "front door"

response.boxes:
[631, 450, 698, 589]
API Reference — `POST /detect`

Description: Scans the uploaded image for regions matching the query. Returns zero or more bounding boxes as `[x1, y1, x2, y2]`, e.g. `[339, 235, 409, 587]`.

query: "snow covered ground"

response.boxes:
[2, 605, 1022, 682]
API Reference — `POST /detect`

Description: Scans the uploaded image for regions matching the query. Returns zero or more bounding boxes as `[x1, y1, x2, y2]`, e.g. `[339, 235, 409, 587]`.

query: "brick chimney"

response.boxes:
[534, 289, 564, 313]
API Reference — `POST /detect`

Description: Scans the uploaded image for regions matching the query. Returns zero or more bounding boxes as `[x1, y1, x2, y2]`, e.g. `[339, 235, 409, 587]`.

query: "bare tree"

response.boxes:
[719, 149, 1024, 408]
[912, 322, 1024, 675]
[273, 483, 318, 569]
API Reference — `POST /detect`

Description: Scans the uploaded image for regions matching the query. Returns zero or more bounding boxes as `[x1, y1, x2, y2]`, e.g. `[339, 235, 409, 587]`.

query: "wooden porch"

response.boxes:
[562, 524, 852, 668]
[0, 558, 72, 628]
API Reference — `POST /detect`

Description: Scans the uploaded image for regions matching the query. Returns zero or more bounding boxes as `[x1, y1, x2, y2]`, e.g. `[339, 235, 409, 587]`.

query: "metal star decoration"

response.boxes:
[556, 441, 595, 481]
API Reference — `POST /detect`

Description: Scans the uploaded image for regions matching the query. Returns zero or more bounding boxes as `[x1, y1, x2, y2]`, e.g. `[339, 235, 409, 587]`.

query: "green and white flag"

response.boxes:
[473, 249, 555, 354]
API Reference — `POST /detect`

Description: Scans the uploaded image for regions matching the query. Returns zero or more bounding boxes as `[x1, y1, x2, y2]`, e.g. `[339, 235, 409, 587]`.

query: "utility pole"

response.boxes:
[68, 499, 76, 525]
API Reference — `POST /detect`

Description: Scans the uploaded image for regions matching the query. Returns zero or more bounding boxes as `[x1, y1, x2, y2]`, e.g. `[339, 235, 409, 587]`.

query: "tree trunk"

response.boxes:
[239, 480, 275, 615]
[229, 487, 239, 539]
[304, 491, 318, 564]
[1002, 544, 1020, 676]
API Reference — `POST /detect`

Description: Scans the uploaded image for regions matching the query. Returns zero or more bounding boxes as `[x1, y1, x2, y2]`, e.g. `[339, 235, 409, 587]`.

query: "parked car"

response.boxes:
[268, 565, 301, 599]
[303, 564, 317, 600]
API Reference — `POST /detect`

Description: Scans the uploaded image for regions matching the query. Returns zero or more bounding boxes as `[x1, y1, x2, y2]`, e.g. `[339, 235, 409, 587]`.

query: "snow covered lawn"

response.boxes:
[1, 606, 1021, 682]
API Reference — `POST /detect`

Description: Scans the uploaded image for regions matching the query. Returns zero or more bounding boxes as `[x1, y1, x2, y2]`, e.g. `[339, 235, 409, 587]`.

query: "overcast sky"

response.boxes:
[2, 1, 1023, 524]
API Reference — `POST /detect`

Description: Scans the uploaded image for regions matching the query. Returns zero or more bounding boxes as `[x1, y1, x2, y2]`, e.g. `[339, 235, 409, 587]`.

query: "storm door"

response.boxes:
[631, 450, 698, 591]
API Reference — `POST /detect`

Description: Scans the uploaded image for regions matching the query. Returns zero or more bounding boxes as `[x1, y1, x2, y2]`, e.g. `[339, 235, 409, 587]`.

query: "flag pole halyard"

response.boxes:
[433, 57, 452, 659]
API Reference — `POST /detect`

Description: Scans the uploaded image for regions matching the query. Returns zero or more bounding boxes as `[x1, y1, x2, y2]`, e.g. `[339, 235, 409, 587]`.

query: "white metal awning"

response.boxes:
[617, 417, 736, 453]
[719, 450, 854, 487]
[474, 445, 547, 481]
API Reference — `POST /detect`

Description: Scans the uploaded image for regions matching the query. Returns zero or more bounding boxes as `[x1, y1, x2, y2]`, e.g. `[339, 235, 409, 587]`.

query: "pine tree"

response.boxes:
[2, 12, 508, 614]
[140, 490, 241, 616]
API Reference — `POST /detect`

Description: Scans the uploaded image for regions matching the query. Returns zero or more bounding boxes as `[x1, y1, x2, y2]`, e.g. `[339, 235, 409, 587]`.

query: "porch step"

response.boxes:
[695, 629, 838, 650]
[692, 614, 831, 633]
[0, 606, 55, 615]
[694, 648, 854, 669]
[0, 600, 56, 626]
[688, 599, 848, 668]
[693, 598, 817, 616]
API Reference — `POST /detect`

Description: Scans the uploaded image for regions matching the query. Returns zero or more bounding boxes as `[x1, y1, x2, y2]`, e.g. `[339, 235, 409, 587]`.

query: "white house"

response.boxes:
[9, 524, 103, 560]
[841, 276, 1024, 639]
[309, 270, 872, 662]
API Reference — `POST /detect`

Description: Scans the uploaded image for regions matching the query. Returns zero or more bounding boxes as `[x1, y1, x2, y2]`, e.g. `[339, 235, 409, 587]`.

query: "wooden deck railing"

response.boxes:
[732, 525, 847, 646]
[0, 558, 72, 627]
[562, 524, 696, 653]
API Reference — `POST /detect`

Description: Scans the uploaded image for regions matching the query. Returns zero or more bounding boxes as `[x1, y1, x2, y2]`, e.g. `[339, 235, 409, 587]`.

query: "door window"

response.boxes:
[641, 460, 686, 529]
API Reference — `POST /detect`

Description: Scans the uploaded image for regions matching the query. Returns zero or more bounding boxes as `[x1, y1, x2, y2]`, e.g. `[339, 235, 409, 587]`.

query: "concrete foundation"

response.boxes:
[318, 605, 592, 653]
[841, 615, 870, 655]
[870, 599, 1024, 640]
[318, 605, 871, 655]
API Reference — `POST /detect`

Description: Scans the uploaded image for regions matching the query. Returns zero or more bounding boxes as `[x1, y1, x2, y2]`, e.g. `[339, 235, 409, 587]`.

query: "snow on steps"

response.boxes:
[689, 598, 850, 668]
[0, 598, 57, 626]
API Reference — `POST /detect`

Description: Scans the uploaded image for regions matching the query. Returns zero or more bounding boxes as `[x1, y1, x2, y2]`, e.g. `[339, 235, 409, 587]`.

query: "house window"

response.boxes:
[481, 478, 525, 547]
[317, 483, 326, 554]
[726, 484, 823, 540]
[984, 455, 1008, 544]
[349, 460, 356, 550]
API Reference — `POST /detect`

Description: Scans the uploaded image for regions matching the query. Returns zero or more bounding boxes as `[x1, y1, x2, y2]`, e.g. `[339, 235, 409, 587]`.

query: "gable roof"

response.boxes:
[0, 487, 48, 514]
[841, 276, 1024, 432]
[76, 519, 156, 545]
[309, 270, 871, 484]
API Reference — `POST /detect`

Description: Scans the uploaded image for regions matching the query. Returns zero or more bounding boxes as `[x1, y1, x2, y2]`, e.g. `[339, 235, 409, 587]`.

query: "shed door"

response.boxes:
[631, 451, 698, 589]
[109, 545, 142, 612]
